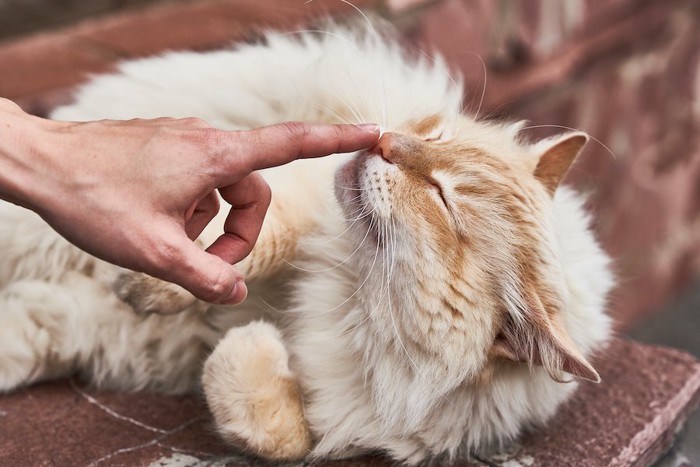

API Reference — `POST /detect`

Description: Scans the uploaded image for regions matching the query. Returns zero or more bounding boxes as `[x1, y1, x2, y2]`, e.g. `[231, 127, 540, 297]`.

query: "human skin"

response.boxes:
[0, 98, 379, 304]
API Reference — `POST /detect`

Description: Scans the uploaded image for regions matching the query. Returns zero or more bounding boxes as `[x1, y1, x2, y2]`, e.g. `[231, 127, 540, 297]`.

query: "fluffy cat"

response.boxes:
[0, 25, 613, 464]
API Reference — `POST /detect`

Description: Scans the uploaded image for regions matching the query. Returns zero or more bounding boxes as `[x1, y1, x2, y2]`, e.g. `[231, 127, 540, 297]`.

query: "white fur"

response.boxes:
[0, 26, 612, 463]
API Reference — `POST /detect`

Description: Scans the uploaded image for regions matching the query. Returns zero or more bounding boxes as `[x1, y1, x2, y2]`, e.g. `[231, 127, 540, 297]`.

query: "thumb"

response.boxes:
[151, 233, 248, 305]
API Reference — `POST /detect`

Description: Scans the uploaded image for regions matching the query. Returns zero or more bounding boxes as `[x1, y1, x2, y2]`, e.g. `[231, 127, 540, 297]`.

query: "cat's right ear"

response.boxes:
[533, 132, 589, 196]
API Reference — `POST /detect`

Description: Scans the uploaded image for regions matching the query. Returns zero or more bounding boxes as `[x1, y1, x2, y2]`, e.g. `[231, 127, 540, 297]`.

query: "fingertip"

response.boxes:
[163, 235, 245, 304]
[220, 279, 248, 305]
[352, 124, 381, 147]
[355, 123, 380, 134]
[337, 123, 380, 152]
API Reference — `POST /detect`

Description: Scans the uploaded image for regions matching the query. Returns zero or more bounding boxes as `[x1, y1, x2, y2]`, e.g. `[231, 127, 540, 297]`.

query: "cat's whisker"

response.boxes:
[463, 51, 488, 120]
[339, 202, 370, 222]
[328, 240, 388, 338]
[412, 46, 463, 116]
[279, 209, 374, 273]
[374, 51, 389, 132]
[303, 204, 372, 246]
[272, 27, 381, 126]
[327, 0, 388, 127]
[311, 102, 356, 125]
[261, 184, 370, 291]
[340, 206, 372, 227]
[326, 74, 366, 128]
[331, 215, 395, 339]
[303, 214, 384, 317]
[257, 295, 295, 316]
[334, 66, 368, 125]
[520, 124, 618, 160]
[385, 217, 456, 412]
[334, 184, 367, 192]
[337, 0, 377, 36]
[272, 29, 359, 50]
[272, 195, 370, 252]
[322, 41, 372, 125]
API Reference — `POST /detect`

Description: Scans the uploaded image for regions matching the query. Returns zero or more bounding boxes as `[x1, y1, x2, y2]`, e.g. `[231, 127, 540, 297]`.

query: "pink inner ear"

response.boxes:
[533, 134, 588, 195]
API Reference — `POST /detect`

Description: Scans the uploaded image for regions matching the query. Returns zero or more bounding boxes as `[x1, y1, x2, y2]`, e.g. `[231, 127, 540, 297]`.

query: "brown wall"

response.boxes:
[393, 0, 700, 327]
[1, 0, 698, 328]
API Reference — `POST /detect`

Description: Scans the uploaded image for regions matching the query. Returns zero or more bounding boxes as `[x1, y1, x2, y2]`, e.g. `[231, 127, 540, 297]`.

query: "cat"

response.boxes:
[0, 24, 613, 464]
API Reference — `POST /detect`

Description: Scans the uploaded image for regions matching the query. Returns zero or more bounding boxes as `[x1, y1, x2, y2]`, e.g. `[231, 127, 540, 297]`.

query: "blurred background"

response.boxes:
[0, 0, 698, 464]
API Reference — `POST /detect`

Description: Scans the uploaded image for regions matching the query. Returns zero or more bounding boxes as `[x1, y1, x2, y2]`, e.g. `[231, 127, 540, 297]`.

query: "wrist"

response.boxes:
[0, 99, 69, 212]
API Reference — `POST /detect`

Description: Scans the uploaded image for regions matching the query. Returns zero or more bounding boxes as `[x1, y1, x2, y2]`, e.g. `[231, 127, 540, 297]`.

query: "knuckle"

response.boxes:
[331, 125, 346, 153]
[280, 121, 309, 143]
[259, 179, 272, 207]
[201, 269, 232, 302]
[241, 129, 263, 153]
[189, 127, 224, 156]
[146, 238, 180, 272]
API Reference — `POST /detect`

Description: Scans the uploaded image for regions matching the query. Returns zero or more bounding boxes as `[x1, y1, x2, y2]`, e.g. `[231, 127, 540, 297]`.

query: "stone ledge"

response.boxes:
[0, 339, 698, 466]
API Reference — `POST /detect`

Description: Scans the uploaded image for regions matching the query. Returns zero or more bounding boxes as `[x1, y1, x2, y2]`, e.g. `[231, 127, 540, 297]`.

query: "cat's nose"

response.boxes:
[368, 132, 397, 163]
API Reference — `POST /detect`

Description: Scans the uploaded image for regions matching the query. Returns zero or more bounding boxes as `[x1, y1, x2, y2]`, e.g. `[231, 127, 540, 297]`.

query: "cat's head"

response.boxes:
[334, 114, 599, 394]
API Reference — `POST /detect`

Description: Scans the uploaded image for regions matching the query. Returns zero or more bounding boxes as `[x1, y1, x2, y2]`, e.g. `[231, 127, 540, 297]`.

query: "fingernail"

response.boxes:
[356, 123, 380, 133]
[222, 279, 247, 305]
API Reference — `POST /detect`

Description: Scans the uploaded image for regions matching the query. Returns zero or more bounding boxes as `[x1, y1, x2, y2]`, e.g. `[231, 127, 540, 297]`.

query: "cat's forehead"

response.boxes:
[403, 114, 528, 161]
[407, 114, 444, 137]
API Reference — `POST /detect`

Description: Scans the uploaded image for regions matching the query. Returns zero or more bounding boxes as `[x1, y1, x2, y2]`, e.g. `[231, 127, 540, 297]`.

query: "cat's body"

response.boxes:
[0, 27, 613, 463]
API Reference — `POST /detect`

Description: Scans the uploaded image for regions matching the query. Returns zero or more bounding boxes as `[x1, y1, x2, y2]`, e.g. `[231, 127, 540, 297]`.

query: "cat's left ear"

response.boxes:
[533, 132, 589, 196]
[491, 280, 600, 383]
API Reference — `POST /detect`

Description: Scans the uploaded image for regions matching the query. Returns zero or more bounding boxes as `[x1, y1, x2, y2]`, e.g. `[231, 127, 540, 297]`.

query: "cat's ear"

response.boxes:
[491, 281, 600, 383]
[533, 132, 588, 196]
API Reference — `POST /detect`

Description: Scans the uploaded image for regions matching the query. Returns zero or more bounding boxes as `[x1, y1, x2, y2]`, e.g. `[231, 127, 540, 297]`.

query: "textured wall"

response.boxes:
[0, 0, 175, 42]
[389, 0, 700, 327]
[0, 0, 697, 327]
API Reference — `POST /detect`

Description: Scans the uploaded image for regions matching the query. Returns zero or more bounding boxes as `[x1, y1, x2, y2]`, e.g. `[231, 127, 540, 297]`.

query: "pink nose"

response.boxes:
[368, 132, 396, 162]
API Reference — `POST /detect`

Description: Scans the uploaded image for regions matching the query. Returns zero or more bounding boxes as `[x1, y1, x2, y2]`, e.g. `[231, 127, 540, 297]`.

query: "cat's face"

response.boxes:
[334, 115, 598, 390]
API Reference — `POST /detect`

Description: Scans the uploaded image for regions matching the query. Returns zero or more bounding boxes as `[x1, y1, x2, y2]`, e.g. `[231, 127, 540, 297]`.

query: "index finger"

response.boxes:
[227, 122, 379, 173]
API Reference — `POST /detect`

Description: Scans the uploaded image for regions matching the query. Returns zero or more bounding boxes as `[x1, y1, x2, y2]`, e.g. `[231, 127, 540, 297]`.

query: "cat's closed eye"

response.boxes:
[426, 175, 449, 207]
[424, 132, 443, 142]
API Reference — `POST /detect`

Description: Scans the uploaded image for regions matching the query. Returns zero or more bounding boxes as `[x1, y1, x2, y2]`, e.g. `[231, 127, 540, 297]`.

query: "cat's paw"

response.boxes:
[202, 321, 312, 460]
[0, 328, 45, 392]
[113, 271, 204, 315]
[0, 283, 60, 392]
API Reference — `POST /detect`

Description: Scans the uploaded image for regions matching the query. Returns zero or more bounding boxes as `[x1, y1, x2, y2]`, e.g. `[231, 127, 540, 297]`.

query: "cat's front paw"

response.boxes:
[202, 321, 312, 460]
[114, 271, 204, 315]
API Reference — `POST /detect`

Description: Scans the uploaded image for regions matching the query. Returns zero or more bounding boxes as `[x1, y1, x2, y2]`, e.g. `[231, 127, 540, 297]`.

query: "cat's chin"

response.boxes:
[334, 154, 361, 209]
[334, 152, 366, 217]
[334, 152, 383, 245]
[334, 150, 383, 207]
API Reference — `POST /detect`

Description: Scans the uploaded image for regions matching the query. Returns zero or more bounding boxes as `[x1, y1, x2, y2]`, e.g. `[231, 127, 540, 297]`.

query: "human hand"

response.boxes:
[0, 100, 379, 304]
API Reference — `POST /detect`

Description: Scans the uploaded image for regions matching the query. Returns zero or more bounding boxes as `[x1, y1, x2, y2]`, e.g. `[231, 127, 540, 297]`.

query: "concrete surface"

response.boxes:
[629, 278, 700, 467]
[2, 339, 698, 466]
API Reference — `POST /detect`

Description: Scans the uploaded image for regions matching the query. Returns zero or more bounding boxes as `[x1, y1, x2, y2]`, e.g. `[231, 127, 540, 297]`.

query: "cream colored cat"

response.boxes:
[0, 26, 613, 464]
